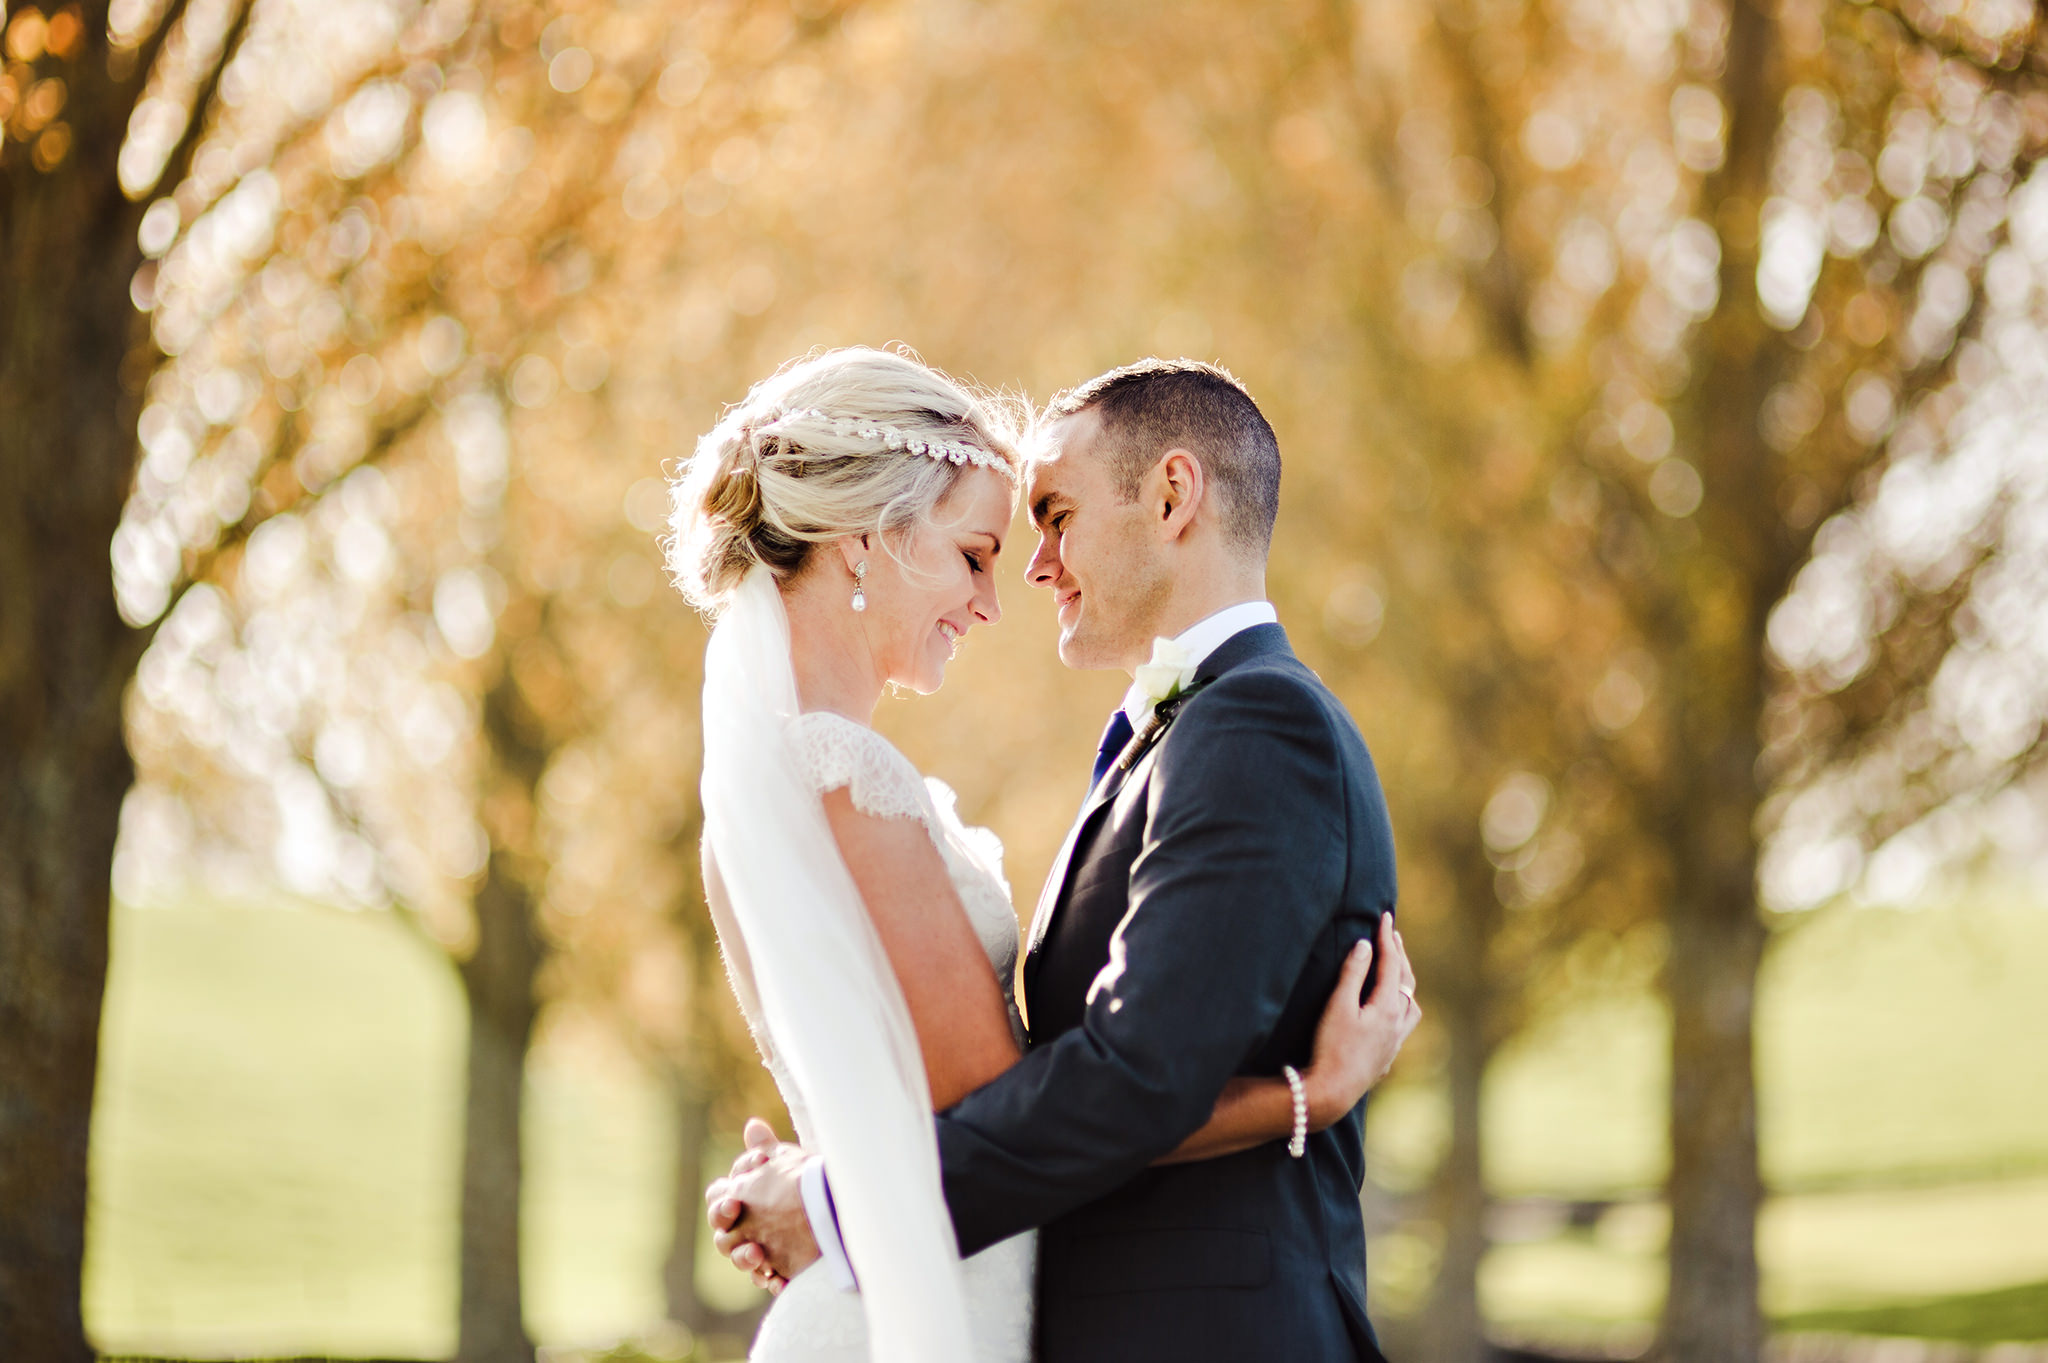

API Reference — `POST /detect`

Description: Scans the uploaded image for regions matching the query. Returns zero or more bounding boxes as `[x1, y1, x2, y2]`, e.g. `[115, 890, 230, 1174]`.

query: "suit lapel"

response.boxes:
[1022, 623, 1295, 1026]
[1025, 758, 1128, 961]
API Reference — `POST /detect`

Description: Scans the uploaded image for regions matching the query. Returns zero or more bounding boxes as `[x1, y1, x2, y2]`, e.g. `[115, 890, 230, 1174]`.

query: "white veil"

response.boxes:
[699, 566, 974, 1359]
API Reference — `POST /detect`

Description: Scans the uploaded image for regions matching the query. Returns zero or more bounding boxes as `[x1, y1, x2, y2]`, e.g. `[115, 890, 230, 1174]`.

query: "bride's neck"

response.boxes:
[782, 571, 885, 722]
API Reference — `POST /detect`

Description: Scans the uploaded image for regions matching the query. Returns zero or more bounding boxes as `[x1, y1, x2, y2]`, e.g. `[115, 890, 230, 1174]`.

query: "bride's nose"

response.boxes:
[974, 574, 1001, 626]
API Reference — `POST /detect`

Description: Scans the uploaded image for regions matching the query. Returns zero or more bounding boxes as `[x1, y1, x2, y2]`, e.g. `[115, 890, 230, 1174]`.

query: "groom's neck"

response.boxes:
[1130, 559, 1268, 666]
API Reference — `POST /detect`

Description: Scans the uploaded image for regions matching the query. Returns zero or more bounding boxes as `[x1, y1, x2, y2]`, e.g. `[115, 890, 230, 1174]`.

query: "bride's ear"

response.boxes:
[832, 534, 871, 575]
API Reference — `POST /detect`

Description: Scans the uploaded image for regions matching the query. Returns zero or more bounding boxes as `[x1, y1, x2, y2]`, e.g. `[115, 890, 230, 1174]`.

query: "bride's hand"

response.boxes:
[1302, 914, 1419, 1129]
[706, 1118, 805, 1294]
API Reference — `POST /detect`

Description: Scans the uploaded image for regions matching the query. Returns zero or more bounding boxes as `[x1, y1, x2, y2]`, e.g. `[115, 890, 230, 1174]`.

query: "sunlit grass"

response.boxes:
[84, 897, 755, 1357]
[1781, 1279, 2048, 1346]
[86, 898, 463, 1358]
[1476, 1179, 2048, 1343]
[1457, 886, 2048, 1198]
[1758, 891, 2048, 1190]
[1763, 1177, 2048, 1317]
[1374, 882, 2048, 1345]
[86, 885, 2048, 1354]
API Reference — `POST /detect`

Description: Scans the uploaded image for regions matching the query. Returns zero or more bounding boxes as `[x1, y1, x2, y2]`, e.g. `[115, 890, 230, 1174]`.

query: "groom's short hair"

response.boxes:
[1050, 358, 1280, 553]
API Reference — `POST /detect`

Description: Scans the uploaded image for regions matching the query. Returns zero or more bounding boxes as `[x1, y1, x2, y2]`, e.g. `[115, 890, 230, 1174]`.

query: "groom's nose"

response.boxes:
[1027, 532, 1060, 587]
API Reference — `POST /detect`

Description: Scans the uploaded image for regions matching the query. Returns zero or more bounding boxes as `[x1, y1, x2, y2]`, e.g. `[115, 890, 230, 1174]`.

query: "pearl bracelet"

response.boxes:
[1281, 1064, 1308, 1158]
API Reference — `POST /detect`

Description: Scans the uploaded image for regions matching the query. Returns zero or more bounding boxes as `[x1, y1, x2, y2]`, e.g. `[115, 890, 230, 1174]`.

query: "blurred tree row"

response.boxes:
[5, 0, 2048, 1360]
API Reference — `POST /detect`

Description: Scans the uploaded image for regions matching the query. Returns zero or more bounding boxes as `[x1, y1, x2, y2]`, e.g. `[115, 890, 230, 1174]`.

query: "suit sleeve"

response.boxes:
[934, 668, 1349, 1255]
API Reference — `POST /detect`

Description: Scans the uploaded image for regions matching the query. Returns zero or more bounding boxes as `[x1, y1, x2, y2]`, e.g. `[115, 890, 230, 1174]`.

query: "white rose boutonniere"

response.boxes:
[1132, 636, 1199, 725]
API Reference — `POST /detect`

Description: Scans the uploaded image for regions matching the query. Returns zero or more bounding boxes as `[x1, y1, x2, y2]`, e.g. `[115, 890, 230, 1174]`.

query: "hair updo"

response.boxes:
[665, 348, 1021, 617]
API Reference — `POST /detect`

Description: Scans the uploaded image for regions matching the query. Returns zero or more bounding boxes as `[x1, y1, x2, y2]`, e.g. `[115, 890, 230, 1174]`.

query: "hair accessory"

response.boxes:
[757, 408, 1014, 479]
[1282, 1064, 1308, 1158]
[851, 559, 868, 613]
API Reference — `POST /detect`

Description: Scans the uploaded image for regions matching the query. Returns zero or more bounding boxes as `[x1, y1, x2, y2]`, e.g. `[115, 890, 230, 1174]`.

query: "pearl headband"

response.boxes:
[754, 407, 1014, 480]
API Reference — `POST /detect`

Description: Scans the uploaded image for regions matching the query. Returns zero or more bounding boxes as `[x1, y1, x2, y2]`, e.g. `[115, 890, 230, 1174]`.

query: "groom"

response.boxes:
[714, 359, 1399, 1360]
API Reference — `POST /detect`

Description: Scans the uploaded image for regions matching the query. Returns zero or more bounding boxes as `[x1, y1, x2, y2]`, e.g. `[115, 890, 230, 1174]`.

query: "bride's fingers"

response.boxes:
[1334, 938, 1374, 1014]
[712, 1224, 753, 1258]
[1361, 918, 1397, 1008]
[707, 1195, 743, 1233]
[742, 1116, 779, 1151]
[1362, 925, 1407, 1016]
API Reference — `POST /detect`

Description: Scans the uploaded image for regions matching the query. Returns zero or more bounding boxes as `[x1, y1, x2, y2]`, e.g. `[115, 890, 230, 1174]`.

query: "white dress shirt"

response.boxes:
[803, 599, 1280, 1290]
[1117, 599, 1279, 728]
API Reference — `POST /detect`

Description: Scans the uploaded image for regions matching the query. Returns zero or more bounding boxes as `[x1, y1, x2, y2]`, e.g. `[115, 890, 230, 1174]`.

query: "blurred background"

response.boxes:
[4, 0, 2048, 1361]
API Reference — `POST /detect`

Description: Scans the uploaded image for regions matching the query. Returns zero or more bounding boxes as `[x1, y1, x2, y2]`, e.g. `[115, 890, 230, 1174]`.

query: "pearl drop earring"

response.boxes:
[851, 559, 868, 613]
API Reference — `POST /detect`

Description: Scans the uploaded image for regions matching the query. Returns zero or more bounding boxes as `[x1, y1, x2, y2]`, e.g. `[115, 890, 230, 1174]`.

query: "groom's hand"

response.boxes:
[706, 1116, 821, 1291]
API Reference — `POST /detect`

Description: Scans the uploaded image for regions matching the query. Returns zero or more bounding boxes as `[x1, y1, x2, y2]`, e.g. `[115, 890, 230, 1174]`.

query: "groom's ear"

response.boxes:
[1151, 448, 1205, 542]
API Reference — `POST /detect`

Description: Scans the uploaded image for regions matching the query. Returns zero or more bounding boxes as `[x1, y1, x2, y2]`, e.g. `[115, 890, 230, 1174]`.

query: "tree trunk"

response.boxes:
[1662, 805, 1766, 1363]
[1422, 993, 1490, 1363]
[1655, 3, 1783, 1359]
[0, 619, 136, 1363]
[662, 1074, 715, 1328]
[1419, 852, 1499, 1363]
[662, 1066, 765, 1343]
[0, 15, 153, 1353]
[455, 849, 542, 1363]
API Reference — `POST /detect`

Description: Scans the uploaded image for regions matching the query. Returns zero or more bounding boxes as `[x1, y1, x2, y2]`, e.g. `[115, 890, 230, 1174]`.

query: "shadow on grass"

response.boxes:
[96, 1287, 2048, 1363]
[1778, 1279, 2048, 1345]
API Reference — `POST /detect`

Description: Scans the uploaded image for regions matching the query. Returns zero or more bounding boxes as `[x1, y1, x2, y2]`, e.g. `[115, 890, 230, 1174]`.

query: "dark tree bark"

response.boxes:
[455, 848, 541, 1363]
[661, 1075, 716, 1327]
[659, 1072, 761, 1344]
[1655, 3, 1786, 1360]
[1418, 848, 1502, 1363]
[0, 6, 157, 1354]
[658, 864, 765, 1347]
[454, 662, 550, 1363]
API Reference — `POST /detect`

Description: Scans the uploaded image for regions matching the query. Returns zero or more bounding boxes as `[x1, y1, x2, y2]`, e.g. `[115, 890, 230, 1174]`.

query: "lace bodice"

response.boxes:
[761, 711, 1023, 1144]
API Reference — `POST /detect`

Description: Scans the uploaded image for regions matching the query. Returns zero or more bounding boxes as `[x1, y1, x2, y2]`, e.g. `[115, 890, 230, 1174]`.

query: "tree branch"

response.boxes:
[145, 0, 254, 202]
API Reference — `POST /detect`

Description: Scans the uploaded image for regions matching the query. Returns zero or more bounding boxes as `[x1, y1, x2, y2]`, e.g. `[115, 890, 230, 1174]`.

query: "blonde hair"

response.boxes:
[665, 347, 1021, 616]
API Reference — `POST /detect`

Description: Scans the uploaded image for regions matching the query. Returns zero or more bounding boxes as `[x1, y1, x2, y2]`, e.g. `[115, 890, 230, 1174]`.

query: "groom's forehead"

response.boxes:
[1028, 413, 1104, 498]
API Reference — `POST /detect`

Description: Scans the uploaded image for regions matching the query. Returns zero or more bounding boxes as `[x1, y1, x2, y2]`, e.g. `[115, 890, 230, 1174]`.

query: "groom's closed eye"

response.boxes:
[1030, 495, 1072, 530]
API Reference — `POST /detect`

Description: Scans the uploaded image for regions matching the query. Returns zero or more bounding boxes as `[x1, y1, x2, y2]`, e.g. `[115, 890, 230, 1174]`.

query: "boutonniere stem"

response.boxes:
[1115, 681, 1207, 772]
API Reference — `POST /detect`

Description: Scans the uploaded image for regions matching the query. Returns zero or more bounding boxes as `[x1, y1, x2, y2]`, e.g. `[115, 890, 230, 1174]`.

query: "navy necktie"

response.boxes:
[1089, 708, 1135, 796]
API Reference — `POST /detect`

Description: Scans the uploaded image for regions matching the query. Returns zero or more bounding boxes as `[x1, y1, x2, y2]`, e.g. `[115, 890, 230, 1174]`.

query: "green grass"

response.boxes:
[1782, 1279, 2048, 1345]
[84, 897, 761, 1357]
[87, 899, 464, 1357]
[1471, 1177, 2048, 1342]
[85, 885, 2048, 1354]
[1366, 882, 2048, 1345]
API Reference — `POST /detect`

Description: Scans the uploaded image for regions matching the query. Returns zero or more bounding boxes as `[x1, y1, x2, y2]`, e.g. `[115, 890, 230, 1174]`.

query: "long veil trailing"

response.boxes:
[699, 566, 974, 1360]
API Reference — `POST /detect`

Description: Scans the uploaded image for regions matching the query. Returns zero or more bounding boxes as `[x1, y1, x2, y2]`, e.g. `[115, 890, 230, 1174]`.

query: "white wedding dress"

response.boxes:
[723, 707, 1037, 1362]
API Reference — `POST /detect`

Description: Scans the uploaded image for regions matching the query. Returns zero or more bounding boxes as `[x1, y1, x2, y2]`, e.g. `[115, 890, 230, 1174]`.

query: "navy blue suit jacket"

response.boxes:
[934, 623, 1397, 1362]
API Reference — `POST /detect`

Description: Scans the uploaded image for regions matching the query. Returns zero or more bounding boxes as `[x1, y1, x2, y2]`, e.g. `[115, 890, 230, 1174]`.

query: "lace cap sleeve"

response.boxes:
[788, 711, 935, 828]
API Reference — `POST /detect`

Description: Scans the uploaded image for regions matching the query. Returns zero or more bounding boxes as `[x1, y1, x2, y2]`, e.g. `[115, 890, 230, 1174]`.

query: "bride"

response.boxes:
[664, 347, 1418, 1362]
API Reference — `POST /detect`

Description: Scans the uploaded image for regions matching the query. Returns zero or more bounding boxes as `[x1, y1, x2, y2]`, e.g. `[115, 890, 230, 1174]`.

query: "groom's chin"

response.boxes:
[1054, 629, 1105, 671]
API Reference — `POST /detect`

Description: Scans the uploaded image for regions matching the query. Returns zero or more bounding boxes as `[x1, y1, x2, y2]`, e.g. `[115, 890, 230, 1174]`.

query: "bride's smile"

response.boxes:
[851, 466, 1012, 695]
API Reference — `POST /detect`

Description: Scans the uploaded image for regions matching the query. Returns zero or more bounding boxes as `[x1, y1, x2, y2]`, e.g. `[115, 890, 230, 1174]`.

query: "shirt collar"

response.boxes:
[1120, 600, 1278, 725]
